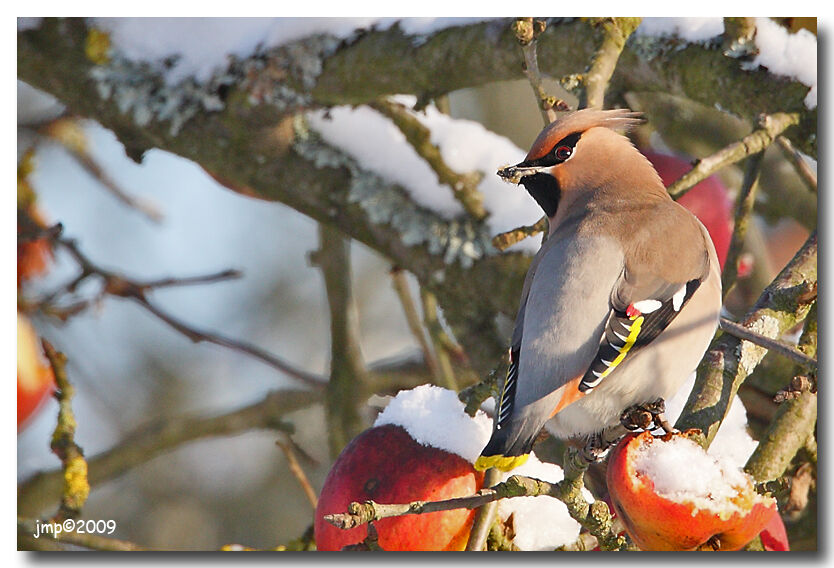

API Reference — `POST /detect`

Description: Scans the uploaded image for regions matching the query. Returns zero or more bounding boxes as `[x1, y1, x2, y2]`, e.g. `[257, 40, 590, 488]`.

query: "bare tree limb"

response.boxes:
[667, 112, 799, 198]
[718, 317, 816, 370]
[776, 136, 817, 192]
[582, 18, 641, 109]
[18, 389, 321, 517]
[313, 224, 368, 456]
[722, 149, 765, 298]
[676, 230, 817, 445]
[276, 435, 318, 510]
[512, 18, 567, 125]
[41, 340, 89, 522]
[36, 230, 327, 388]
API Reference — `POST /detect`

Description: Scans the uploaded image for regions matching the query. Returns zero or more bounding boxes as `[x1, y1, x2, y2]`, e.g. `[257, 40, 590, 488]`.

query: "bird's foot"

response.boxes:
[620, 398, 679, 436]
[581, 431, 617, 463]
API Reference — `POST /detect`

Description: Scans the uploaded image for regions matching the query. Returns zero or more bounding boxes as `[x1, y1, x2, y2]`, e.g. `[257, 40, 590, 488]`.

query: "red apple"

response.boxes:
[759, 511, 790, 551]
[642, 150, 734, 270]
[607, 431, 778, 551]
[17, 205, 53, 287]
[315, 424, 484, 551]
[17, 313, 54, 430]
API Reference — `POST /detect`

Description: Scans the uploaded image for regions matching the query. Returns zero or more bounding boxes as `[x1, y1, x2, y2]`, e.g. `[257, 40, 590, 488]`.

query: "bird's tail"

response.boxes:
[474, 418, 540, 472]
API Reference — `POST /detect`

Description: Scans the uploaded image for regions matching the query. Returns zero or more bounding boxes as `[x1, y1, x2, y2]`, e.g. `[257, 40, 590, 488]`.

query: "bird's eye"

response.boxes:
[554, 145, 573, 161]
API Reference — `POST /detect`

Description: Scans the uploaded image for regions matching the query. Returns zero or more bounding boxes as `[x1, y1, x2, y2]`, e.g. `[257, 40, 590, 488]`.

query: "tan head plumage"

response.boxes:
[525, 108, 644, 162]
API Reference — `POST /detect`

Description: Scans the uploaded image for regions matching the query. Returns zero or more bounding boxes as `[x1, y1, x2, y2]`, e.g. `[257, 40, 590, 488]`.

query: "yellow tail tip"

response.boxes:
[474, 453, 529, 472]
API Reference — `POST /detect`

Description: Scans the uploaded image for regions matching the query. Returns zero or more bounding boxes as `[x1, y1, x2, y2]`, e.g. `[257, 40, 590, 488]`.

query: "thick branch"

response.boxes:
[314, 224, 368, 456]
[676, 231, 817, 445]
[582, 18, 641, 109]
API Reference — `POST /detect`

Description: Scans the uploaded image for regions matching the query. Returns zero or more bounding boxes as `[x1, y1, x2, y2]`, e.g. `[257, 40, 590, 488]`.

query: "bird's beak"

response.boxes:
[497, 162, 545, 185]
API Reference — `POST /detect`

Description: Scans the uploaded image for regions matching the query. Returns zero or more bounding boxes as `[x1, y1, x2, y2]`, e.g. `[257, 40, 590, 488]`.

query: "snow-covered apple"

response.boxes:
[606, 430, 778, 551]
[314, 423, 483, 551]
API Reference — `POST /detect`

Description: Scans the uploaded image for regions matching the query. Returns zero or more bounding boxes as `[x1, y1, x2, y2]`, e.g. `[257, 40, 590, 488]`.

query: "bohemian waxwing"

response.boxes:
[475, 109, 722, 472]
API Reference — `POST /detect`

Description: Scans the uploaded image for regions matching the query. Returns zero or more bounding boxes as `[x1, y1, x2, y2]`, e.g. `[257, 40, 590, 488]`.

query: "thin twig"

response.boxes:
[718, 317, 817, 370]
[326, 448, 624, 551]
[276, 435, 318, 509]
[18, 389, 321, 518]
[512, 18, 568, 126]
[465, 468, 502, 551]
[370, 98, 487, 220]
[420, 288, 461, 389]
[776, 136, 817, 192]
[722, 150, 765, 299]
[666, 112, 800, 198]
[43, 117, 164, 223]
[491, 216, 548, 251]
[41, 340, 89, 522]
[390, 267, 443, 385]
[582, 18, 641, 109]
[39, 233, 326, 388]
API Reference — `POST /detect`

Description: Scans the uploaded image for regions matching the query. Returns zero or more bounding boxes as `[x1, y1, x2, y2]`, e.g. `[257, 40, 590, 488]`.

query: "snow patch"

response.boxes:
[497, 454, 590, 550]
[91, 18, 497, 85]
[664, 372, 758, 467]
[751, 17, 817, 108]
[308, 98, 541, 252]
[636, 18, 724, 42]
[373, 384, 492, 464]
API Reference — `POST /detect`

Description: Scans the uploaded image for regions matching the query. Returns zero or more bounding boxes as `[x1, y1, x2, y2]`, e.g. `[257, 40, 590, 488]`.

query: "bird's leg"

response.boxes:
[620, 398, 678, 435]
[581, 425, 626, 463]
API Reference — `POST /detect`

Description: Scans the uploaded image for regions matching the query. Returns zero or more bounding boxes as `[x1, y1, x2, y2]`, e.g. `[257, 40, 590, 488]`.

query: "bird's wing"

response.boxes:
[577, 211, 713, 393]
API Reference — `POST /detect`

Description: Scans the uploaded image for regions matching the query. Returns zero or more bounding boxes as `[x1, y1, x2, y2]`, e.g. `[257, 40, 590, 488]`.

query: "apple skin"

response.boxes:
[759, 512, 790, 551]
[606, 431, 778, 551]
[642, 150, 734, 270]
[17, 313, 54, 431]
[314, 424, 483, 551]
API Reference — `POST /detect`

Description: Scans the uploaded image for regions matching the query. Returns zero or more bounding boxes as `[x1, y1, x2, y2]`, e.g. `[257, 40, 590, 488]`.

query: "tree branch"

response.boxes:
[718, 317, 816, 371]
[776, 136, 817, 192]
[666, 112, 799, 198]
[313, 224, 368, 457]
[370, 98, 487, 220]
[581, 18, 641, 109]
[37, 230, 327, 388]
[676, 230, 817, 445]
[722, 149, 765, 298]
[18, 389, 321, 517]
[41, 340, 89, 522]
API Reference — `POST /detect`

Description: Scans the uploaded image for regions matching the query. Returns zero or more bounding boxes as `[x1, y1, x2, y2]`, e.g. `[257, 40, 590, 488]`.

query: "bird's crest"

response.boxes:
[525, 109, 644, 162]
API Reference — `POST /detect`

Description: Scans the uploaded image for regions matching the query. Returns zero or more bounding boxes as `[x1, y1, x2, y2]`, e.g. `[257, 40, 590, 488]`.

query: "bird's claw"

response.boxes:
[620, 398, 678, 435]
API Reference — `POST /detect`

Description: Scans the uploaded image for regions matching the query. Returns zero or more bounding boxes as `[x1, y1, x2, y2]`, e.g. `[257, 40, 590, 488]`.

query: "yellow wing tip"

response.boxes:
[474, 453, 529, 472]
